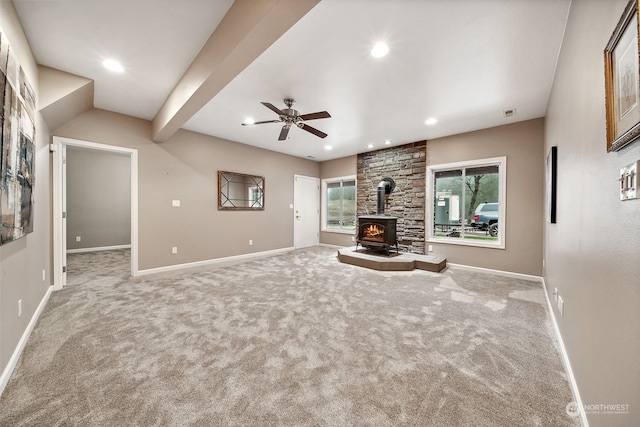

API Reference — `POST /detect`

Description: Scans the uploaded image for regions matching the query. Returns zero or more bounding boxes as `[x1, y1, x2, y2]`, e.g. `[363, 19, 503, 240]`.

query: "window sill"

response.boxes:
[321, 228, 356, 235]
[427, 236, 505, 250]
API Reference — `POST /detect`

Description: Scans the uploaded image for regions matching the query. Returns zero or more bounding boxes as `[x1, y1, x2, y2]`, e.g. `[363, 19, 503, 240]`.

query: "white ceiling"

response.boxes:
[14, 0, 571, 162]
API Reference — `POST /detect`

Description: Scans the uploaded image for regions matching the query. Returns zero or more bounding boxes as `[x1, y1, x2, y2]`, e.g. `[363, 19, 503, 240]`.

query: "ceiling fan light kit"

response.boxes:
[242, 98, 331, 141]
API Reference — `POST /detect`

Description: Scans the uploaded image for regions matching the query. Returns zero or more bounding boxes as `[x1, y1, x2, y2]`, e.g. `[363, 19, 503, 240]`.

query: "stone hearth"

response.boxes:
[337, 247, 447, 272]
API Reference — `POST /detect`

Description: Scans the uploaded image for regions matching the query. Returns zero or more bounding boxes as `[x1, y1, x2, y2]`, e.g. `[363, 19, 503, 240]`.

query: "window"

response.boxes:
[321, 176, 356, 233]
[427, 157, 506, 248]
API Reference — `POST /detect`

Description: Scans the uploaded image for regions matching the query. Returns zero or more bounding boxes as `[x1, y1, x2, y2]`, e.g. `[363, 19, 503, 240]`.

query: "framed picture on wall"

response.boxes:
[546, 146, 557, 224]
[0, 25, 36, 245]
[605, 0, 640, 152]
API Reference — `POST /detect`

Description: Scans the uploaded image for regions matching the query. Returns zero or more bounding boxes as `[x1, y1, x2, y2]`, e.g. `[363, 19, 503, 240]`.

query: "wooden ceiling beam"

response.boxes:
[151, 0, 320, 142]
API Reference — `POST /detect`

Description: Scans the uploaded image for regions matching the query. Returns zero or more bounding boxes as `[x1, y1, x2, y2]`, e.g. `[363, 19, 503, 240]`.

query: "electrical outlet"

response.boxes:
[75, 236, 81, 242]
[249, 240, 253, 246]
[172, 199, 181, 207]
[18, 300, 22, 317]
[351, 236, 355, 242]
[42, 269, 46, 281]
[428, 245, 434, 252]
[171, 247, 178, 254]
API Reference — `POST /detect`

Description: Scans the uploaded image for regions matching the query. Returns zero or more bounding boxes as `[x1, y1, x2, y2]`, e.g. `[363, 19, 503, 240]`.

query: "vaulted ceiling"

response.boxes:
[14, 0, 571, 161]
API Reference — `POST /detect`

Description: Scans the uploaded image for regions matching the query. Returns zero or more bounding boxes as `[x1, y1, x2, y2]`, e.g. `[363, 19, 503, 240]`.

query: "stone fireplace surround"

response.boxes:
[356, 141, 426, 254]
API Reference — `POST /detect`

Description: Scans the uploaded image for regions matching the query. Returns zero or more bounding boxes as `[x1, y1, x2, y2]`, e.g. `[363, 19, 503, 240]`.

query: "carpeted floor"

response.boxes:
[0, 247, 580, 426]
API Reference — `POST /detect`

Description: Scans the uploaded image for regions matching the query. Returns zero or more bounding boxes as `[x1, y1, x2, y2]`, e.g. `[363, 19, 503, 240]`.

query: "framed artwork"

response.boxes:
[218, 171, 265, 210]
[546, 146, 557, 224]
[0, 26, 36, 245]
[605, 0, 640, 152]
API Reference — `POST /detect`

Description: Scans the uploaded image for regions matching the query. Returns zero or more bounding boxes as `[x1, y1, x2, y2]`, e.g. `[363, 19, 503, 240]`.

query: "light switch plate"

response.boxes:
[620, 161, 638, 200]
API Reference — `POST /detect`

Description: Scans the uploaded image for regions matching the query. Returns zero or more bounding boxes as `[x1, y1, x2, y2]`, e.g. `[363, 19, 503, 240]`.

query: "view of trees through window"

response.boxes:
[325, 179, 356, 231]
[433, 164, 500, 242]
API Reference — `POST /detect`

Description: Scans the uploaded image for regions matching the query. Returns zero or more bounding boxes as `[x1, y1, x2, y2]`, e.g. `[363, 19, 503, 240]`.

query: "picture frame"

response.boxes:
[1, 25, 36, 245]
[605, 0, 640, 152]
[546, 146, 557, 224]
[218, 171, 265, 210]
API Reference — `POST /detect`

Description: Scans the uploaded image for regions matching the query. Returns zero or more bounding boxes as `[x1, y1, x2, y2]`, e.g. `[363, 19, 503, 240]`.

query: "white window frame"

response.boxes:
[426, 156, 506, 249]
[321, 175, 356, 234]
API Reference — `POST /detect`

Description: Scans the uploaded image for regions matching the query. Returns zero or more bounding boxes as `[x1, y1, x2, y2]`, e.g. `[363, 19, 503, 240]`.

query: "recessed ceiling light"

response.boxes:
[371, 42, 389, 58]
[384, 140, 391, 145]
[102, 59, 124, 73]
[367, 143, 374, 149]
[243, 117, 255, 125]
[324, 145, 333, 151]
[425, 117, 438, 125]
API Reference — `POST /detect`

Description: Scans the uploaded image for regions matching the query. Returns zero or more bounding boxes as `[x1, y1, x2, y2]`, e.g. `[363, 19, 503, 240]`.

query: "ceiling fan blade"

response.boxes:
[299, 111, 331, 121]
[278, 125, 291, 141]
[299, 123, 328, 139]
[261, 102, 285, 116]
[242, 119, 281, 126]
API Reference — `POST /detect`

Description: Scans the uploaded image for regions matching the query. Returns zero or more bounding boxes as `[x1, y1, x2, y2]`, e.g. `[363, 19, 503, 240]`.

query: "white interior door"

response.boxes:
[52, 142, 68, 289]
[294, 175, 319, 249]
[61, 144, 68, 285]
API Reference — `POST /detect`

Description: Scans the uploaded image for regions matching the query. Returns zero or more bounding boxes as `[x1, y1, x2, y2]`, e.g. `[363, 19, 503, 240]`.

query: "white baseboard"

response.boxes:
[0, 285, 53, 396]
[67, 244, 131, 254]
[541, 278, 589, 427]
[447, 262, 542, 282]
[137, 246, 296, 276]
[319, 243, 344, 249]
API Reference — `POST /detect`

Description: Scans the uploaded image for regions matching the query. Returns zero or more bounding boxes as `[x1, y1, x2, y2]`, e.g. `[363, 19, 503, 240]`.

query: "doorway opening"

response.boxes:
[52, 137, 138, 290]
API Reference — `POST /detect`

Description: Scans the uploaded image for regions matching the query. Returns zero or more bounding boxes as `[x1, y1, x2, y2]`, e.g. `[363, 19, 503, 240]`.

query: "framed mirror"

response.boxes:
[218, 171, 264, 210]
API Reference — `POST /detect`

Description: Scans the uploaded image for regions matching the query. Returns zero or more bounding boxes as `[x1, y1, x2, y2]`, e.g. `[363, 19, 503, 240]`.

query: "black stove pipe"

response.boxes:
[377, 179, 394, 214]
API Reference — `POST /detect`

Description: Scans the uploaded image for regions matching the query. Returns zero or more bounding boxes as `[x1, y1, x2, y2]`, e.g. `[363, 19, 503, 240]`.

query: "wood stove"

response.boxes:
[356, 215, 398, 255]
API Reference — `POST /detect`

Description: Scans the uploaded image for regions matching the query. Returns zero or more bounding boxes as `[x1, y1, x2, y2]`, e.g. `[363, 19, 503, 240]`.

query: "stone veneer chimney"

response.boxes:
[357, 141, 426, 254]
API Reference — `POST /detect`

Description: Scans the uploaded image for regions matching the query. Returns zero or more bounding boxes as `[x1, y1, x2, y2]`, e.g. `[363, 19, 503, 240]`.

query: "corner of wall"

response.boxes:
[39, 66, 94, 131]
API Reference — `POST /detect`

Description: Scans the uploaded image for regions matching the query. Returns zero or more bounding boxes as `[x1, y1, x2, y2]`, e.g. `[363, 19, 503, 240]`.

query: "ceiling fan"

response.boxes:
[242, 98, 331, 141]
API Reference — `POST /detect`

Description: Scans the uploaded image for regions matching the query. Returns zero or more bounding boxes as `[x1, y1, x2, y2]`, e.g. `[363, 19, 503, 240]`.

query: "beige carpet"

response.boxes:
[0, 247, 580, 426]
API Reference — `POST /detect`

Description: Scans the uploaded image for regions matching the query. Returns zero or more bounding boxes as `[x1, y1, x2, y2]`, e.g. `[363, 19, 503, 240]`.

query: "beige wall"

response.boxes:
[426, 119, 545, 276]
[39, 65, 93, 132]
[54, 109, 319, 270]
[4, 2, 637, 421]
[66, 147, 131, 250]
[545, 1, 640, 425]
[0, 2, 51, 378]
[319, 155, 357, 247]
[319, 123, 546, 273]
